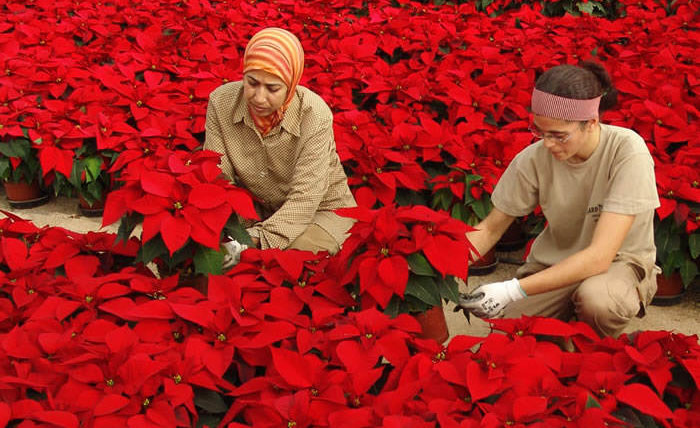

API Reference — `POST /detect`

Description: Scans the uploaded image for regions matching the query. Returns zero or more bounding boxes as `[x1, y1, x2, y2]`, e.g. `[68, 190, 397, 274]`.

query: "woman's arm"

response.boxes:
[459, 210, 636, 319]
[466, 207, 516, 263]
[518, 211, 635, 295]
[203, 92, 235, 181]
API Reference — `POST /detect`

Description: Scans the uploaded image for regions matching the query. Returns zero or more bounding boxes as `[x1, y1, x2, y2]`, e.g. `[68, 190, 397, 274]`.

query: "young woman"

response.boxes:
[204, 28, 356, 262]
[459, 62, 660, 337]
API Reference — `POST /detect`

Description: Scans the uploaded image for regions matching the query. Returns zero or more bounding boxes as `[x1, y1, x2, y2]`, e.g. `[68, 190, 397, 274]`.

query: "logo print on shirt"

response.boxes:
[586, 204, 603, 222]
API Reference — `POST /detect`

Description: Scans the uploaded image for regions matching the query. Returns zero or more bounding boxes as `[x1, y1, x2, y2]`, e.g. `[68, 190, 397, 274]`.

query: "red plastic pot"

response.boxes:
[3, 180, 48, 208]
[469, 247, 498, 276]
[413, 305, 449, 344]
[496, 220, 528, 251]
[78, 194, 105, 217]
[651, 272, 685, 306]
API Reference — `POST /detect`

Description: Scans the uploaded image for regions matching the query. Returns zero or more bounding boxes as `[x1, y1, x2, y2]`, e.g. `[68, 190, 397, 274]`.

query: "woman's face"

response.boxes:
[531, 114, 598, 163]
[243, 69, 288, 117]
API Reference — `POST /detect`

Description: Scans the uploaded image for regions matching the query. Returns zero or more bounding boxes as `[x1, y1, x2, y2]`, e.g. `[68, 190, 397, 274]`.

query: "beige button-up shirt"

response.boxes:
[204, 81, 356, 250]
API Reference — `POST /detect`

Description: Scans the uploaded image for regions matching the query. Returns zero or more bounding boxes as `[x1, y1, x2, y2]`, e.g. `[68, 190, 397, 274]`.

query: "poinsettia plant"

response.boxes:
[101, 147, 259, 277]
[52, 140, 118, 209]
[0, 137, 43, 186]
[655, 214, 699, 289]
[431, 165, 494, 227]
[336, 204, 476, 315]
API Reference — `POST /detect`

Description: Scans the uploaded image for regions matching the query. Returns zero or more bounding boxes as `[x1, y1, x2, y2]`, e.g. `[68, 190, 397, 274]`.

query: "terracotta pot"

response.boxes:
[651, 272, 685, 306]
[3, 180, 48, 208]
[496, 220, 527, 251]
[469, 247, 498, 276]
[413, 305, 449, 344]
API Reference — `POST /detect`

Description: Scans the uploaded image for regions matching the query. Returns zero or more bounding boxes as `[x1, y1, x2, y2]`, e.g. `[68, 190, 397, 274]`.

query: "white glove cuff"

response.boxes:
[504, 278, 527, 303]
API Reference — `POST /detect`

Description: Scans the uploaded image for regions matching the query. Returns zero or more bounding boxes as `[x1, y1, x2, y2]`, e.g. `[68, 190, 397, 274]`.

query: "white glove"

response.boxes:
[457, 278, 527, 318]
[222, 239, 248, 270]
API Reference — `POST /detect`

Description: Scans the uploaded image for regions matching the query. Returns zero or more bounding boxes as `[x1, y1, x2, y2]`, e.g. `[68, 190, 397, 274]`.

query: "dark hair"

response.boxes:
[535, 61, 618, 114]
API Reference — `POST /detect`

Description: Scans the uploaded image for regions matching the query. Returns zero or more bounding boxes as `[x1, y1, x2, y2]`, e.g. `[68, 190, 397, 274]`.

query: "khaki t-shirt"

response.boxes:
[492, 123, 660, 267]
[204, 82, 356, 250]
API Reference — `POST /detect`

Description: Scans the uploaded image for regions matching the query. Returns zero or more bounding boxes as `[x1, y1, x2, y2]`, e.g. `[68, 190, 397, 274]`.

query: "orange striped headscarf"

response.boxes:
[243, 28, 305, 136]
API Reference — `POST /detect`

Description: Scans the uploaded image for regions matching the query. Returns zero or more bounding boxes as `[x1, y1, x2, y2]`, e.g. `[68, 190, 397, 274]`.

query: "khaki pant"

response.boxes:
[502, 254, 659, 337]
[288, 224, 340, 255]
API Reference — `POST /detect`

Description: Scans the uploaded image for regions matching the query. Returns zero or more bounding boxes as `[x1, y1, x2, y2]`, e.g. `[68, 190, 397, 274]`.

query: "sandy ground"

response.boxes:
[2, 194, 699, 340]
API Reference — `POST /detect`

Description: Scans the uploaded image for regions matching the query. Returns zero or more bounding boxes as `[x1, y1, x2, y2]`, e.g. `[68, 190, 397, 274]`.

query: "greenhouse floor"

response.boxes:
[3, 194, 699, 340]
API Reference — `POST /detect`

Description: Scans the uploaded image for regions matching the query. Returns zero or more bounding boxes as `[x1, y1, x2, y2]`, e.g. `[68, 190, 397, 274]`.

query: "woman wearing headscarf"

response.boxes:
[204, 27, 356, 261]
[458, 62, 660, 338]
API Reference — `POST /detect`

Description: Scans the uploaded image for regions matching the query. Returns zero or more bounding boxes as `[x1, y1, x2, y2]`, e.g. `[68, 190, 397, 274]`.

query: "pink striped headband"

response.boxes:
[531, 88, 601, 121]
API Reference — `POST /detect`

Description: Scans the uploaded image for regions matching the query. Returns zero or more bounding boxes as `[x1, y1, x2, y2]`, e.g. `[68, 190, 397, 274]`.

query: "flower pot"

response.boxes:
[468, 247, 498, 276]
[3, 180, 49, 209]
[651, 272, 685, 306]
[78, 194, 105, 217]
[413, 305, 449, 344]
[496, 220, 528, 251]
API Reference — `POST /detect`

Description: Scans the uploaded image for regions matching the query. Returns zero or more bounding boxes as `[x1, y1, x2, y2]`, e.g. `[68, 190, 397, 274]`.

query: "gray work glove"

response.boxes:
[222, 239, 248, 270]
[457, 278, 527, 319]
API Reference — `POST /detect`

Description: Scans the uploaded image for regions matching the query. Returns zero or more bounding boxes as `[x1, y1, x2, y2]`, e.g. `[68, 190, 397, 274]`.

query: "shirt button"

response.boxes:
[259, 170, 267, 178]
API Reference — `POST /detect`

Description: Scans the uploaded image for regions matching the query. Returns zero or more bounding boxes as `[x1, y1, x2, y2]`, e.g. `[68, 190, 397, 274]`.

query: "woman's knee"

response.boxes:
[573, 270, 640, 337]
[288, 224, 340, 255]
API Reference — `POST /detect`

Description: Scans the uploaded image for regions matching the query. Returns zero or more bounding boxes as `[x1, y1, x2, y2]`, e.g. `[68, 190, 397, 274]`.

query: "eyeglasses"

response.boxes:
[528, 126, 574, 144]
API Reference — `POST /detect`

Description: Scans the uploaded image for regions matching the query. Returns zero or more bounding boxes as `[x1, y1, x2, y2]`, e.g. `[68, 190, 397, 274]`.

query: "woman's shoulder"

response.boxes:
[512, 141, 549, 165]
[601, 123, 647, 151]
[600, 123, 652, 162]
[295, 85, 333, 122]
[209, 81, 244, 103]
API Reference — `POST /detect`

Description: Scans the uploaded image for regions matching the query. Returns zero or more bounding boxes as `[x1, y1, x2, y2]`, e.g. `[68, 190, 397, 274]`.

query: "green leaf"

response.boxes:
[383, 295, 401, 318]
[193, 387, 228, 413]
[585, 394, 602, 409]
[85, 181, 103, 203]
[679, 258, 698, 287]
[662, 250, 684, 276]
[84, 156, 103, 182]
[689, 233, 700, 259]
[0, 157, 9, 179]
[224, 216, 253, 247]
[196, 413, 222, 428]
[137, 236, 168, 265]
[0, 139, 28, 158]
[69, 159, 83, 188]
[116, 213, 141, 245]
[655, 220, 681, 259]
[405, 275, 441, 307]
[194, 246, 224, 276]
[471, 194, 492, 221]
[577, 1, 596, 15]
[451, 202, 468, 223]
[406, 252, 436, 277]
[437, 275, 461, 304]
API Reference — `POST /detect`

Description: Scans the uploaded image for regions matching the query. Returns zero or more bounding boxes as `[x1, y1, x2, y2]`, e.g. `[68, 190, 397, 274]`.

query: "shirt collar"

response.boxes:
[232, 85, 301, 138]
